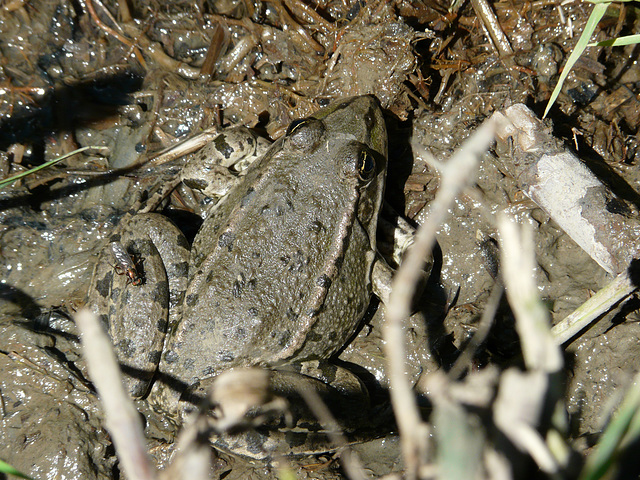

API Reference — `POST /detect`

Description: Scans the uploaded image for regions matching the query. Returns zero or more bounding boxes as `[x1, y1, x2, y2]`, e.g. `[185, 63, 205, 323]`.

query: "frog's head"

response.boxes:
[268, 96, 389, 361]
[309, 95, 387, 251]
[311, 95, 387, 161]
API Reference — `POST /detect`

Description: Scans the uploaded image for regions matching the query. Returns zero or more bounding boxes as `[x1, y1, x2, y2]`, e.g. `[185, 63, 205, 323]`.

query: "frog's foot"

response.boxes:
[373, 204, 433, 306]
[173, 365, 371, 460]
[373, 255, 430, 307]
[291, 360, 370, 413]
[372, 256, 394, 305]
[378, 202, 424, 268]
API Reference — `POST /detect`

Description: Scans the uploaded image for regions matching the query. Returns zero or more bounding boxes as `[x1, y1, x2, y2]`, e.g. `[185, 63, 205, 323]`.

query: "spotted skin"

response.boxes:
[87, 213, 189, 398]
[156, 97, 386, 395]
[87, 96, 388, 458]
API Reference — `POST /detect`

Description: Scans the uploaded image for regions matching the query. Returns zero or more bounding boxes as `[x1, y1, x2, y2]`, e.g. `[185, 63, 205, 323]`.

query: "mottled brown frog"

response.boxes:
[88, 95, 388, 455]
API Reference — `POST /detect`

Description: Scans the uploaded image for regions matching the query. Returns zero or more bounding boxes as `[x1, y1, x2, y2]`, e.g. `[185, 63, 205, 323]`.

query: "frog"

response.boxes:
[87, 95, 388, 456]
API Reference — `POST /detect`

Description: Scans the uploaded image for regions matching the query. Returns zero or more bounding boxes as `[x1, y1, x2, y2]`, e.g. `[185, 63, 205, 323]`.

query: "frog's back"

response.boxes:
[160, 96, 387, 386]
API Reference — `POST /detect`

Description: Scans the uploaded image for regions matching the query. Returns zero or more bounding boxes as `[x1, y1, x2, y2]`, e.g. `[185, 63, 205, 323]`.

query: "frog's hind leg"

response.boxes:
[130, 213, 190, 335]
[198, 367, 370, 460]
[121, 213, 190, 400]
[87, 213, 189, 400]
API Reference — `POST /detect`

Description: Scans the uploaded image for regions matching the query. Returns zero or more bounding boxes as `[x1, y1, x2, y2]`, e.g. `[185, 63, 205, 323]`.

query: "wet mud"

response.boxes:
[1, 0, 639, 478]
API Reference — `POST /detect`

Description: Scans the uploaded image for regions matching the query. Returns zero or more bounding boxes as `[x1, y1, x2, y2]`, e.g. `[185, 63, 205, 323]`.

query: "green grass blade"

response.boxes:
[579, 373, 640, 480]
[0, 146, 92, 190]
[0, 460, 36, 480]
[543, 2, 610, 118]
[590, 34, 640, 47]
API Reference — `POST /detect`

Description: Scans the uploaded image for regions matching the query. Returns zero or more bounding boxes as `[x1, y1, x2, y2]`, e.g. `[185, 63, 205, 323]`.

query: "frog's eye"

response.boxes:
[286, 118, 309, 136]
[357, 150, 376, 181]
[285, 118, 324, 152]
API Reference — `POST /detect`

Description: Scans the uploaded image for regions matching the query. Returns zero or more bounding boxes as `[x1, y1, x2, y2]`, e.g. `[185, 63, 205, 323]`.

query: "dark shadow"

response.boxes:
[4, 308, 80, 348]
[0, 71, 144, 150]
[383, 107, 417, 215]
[163, 209, 204, 244]
[562, 350, 589, 441]
[420, 246, 461, 371]
[605, 294, 640, 332]
[0, 284, 42, 319]
[0, 161, 182, 213]
[614, 433, 640, 480]
[485, 299, 522, 364]
[0, 70, 150, 211]
[31, 307, 80, 343]
[628, 258, 640, 288]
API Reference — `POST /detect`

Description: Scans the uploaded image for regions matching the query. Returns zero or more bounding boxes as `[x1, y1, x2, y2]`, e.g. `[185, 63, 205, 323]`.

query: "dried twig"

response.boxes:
[552, 266, 639, 345]
[84, 0, 146, 67]
[159, 414, 212, 480]
[470, 0, 514, 64]
[146, 126, 221, 166]
[201, 23, 228, 77]
[383, 117, 497, 479]
[75, 309, 156, 480]
[498, 214, 562, 373]
[495, 215, 563, 473]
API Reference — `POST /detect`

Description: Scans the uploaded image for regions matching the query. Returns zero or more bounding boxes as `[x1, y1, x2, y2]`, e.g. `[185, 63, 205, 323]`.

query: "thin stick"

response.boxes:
[552, 267, 638, 345]
[75, 309, 156, 480]
[383, 117, 496, 479]
[471, 0, 514, 63]
[498, 214, 562, 373]
[85, 0, 146, 67]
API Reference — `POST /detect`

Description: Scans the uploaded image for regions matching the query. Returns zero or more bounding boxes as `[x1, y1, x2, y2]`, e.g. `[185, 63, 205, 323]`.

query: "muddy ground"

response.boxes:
[1, 0, 640, 478]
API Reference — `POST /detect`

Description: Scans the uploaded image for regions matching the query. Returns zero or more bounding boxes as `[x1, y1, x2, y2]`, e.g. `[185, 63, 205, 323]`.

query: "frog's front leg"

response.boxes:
[88, 213, 189, 398]
[373, 205, 433, 306]
[180, 126, 271, 198]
